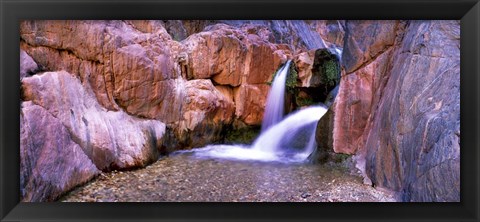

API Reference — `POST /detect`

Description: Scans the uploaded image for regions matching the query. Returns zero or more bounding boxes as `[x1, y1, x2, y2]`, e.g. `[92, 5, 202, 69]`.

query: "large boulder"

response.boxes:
[21, 71, 166, 171]
[21, 101, 100, 202]
[164, 79, 235, 151]
[109, 41, 179, 121]
[182, 24, 248, 86]
[183, 23, 290, 87]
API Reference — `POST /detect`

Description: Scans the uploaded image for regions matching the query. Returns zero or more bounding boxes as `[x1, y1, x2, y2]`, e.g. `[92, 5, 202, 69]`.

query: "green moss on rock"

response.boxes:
[296, 96, 316, 107]
[223, 126, 261, 145]
[267, 62, 299, 94]
[323, 60, 340, 87]
[285, 64, 298, 94]
[312, 49, 341, 93]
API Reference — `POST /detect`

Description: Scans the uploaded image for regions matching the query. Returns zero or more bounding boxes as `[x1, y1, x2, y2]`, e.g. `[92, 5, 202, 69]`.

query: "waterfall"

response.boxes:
[188, 106, 327, 163]
[261, 60, 291, 132]
[182, 61, 329, 163]
[253, 106, 327, 155]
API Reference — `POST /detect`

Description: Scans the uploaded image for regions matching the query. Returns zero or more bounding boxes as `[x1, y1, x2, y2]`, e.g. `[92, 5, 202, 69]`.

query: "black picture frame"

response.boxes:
[1, 0, 479, 221]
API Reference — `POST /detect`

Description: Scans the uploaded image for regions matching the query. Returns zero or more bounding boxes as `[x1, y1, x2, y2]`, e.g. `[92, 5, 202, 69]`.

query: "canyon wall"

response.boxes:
[20, 20, 459, 202]
[333, 20, 460, 201]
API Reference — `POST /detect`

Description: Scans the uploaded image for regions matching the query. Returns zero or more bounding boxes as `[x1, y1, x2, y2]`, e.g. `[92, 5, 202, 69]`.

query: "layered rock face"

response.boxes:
[333, 20, 460, 201]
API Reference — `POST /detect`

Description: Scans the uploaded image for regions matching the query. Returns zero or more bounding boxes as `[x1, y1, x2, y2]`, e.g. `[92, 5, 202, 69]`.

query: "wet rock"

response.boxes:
[310, 106, 335, 163]
[21, 101, 100, 202]
[178, 23, 293, 128]
[223, 126, 261, 144]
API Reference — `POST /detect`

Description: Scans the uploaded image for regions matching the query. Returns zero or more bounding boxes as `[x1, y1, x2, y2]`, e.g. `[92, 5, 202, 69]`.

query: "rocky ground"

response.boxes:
[60, 152, 397, 202]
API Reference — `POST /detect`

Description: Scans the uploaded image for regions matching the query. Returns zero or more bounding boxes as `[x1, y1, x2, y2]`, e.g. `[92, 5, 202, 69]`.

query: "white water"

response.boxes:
[187, 106, 327, 163]
[180, 61, 329, 163]
[253, 106, 327, 155]
[261, 61, 291, 132]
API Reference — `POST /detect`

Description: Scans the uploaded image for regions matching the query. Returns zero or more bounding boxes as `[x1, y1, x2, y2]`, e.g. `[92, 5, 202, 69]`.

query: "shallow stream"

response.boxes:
[61, 151, 396, 202]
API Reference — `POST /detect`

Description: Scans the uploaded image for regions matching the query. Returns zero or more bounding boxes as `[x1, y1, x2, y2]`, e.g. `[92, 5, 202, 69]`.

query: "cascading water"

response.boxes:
[261, 60, 291, 132]
[252, 106, 327, 161]
[180, 60, 328, 163]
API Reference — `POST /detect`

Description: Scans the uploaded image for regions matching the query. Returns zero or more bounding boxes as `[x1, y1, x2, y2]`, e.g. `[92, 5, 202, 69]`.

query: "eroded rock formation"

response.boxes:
[332, 20, 460, 202]
[20, 20, 459, 203]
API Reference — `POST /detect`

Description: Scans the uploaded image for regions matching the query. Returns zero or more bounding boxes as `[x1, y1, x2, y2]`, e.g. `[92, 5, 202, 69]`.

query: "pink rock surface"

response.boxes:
[21, 101, 100, 202]
[22, 71, 166, 171]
